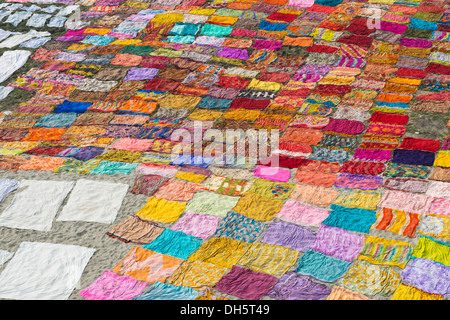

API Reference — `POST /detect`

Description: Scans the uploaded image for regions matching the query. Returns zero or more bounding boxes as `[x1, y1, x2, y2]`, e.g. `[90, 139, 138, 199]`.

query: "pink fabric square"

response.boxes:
[254, 166, 291, 182]
[111, 138, 153, 151]
[277, 199, 330, 226]
[377, 189, 434, 215]
[80, 270, 147, 300]
[169, 211, 222, 239]
[135, 163, 178, 177]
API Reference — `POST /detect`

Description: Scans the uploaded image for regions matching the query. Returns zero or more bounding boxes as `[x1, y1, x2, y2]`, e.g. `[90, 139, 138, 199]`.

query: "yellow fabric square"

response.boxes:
[188, 237, 250, 269]
[391, 284, 443, 300]
[136, 197, 187, 223]
[166, 260, 229, 289]
[174, 171, 208, 183]
[247, 79, 282, 92]
[233, 192, 284, 221]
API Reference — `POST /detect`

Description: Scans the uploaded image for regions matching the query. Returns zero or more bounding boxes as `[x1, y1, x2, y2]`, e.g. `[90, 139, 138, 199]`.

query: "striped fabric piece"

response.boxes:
[358, 236, 413, 269]
[372, 207, 420, 238]
[338, 44, 368, 58]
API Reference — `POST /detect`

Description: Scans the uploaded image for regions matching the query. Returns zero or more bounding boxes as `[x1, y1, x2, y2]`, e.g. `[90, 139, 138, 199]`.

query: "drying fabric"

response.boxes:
[322, 204, 377, 234]
[89, 161, 138, 175]
[332, 189, 381, 211]
[107, 215, 164, 245]
[288, 183, 339, 207]
[130, 175, 168, 196]
[372, 208, 420, 238]
[310, 225, 365, 262]
[426, 181, 450, 199]
[0, 50, 31, 84]
[326, 286, 371, 300]
[0, 180, 74, 231]
[213, 211, 265, 243]
[184, 191, 239, 218]
[418, 214, 450, 240]
[383, 178, 429, 194]
[237, 242, 299, 277]
[166, 260, 229, 290]
[383, 162, 430, 179]
[0, 179, 19, 202]
[233, 192, 284, 221]
[296, 250, 352, 283]
[214, 265, 278, 300]
[337, 259, 401, 297]
[400, 258, 450, 297]
[276, 199, 330, 226]
[377, 189, 433, 215]
[56, 179, 128, 224]
[267, 271, 331, 300]
[133, 281, 198, 300]
[260, 220, 315, 252]
[0, 242, 95, 300]
[0, 249, 12, 267]
[335, 173, 383, 190]
[392, 149, 436, 167]
[143, 229, 202, 260]
[391, 284, 444, 300]
[80, 270, 148, 300]
[411, 236, 450, 267]
[136, 197, 186, 224]
[112, 246, 183, 283]
[358, 236, 413, 269]
[170, 211, 221, 240]
[187, 237, 250, 269]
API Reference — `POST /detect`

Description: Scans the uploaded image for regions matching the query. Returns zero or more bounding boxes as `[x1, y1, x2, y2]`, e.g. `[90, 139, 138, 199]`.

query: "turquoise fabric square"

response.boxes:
[200, 23, 233, 37]
[170, 23, 202, 36]
[143, 229, 202, 260]
[133, 281, 198, 300]
[322, 204, 377, 234]
[296, 250, 352, 282]
[89, 161, 138, 175]
[34, 112, 78, 128]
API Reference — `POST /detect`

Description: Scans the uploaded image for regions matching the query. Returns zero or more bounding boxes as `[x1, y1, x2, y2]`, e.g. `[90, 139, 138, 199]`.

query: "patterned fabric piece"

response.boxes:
[358, 236, 413, 269]
[130, 175, 168, 196]
[266, 272, 332, 300]
[337, 259, 401, 297]
[133, 281, 198, 300]
[169, 211, 221, 240]
[107, 215, 164, 245]
[310, 225, 365, 262]
[332, 189, 381, 211]
[418, 215, 450, 240]
[187, 237, 250, 269]
[112, 247, 183, 283]
[326, 286, 371, 300]
[213, 211, 265, 243]
[166, 260, 229, 289]
[260, 221, 316, 252]
[372, 208, 420, 238]
[201, 175, 253, 196]
[296, 250, 353, 283]
[399, 258, 450, 297]
[233, 192, 284, 221]
[237, 242, 299, 277]
[80, 270, 148, 300]
[214, 265, 279, 300]
[335, 173, 383, 190]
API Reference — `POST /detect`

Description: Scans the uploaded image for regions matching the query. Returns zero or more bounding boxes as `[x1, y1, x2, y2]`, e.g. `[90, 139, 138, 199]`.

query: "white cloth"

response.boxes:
[0, 86, 14, 101]
[0, 30, 50, 48]
[0, 242, 95, 300]
[0, 180, 74, 231]
[57, 179, 128, 224]
[0, 179, 19, 203]
[426, 181, 450, 200]
[0, 249, 13, 266]
[0, 50, 31, 84]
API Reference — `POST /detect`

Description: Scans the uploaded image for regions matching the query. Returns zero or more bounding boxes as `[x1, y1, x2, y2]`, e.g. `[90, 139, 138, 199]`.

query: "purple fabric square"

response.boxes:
[260, 221, 316, 252]
[400, 258, 450, 296]
[266, 272, 332, 300]
[392, 149, 435, 166]
[214, 265, 278, 300]
[55, 35, 87, 43]
[310, 225, 365, 262]
[217, 47, 249, 60]
[123, 68, 159, 81]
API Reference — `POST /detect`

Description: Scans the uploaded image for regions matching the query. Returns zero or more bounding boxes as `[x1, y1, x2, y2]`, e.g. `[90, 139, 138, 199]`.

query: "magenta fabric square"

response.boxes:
[277, 200, 330, 226]
[217, 47, 249, 60]
[252, 39, 283, 51]
[378, 21, 408, 34]
[260, 221, 316, 252]
[254, 166, 291, 182]
[321, 119, 365, 135]
[80, 270, 148, 300]
[310, 225, 365, 262]
[123, 68, 159, 81]
[214, 265, 279, 300]
[400, 38, 432, 48]
[352, 148, 392, 162]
